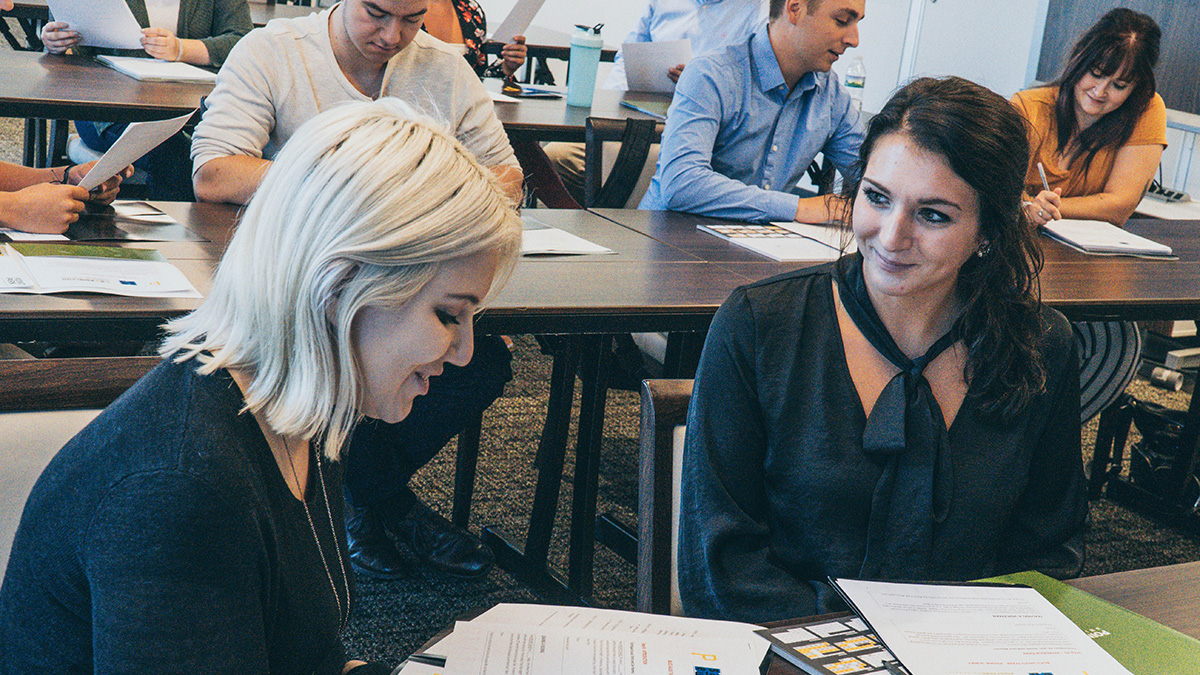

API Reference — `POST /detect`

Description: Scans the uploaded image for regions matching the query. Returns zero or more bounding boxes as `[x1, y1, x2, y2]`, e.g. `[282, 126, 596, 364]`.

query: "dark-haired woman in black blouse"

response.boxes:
[678, 77, 1088, 624]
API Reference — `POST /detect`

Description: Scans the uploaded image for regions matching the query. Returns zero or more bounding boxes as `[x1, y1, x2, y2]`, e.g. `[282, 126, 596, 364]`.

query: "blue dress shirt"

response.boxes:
[604, 0, 766, 91]
[639, 23, 866, 222]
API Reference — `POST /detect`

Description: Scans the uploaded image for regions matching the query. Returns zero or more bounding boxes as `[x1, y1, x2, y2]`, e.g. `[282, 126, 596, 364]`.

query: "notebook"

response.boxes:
[97, 55, 218, 83]
[1042, 219, 1173, 257]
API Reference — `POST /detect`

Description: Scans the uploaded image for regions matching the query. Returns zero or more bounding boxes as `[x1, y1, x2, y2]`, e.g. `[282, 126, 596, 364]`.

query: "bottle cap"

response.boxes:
[571, 24, 605, 48]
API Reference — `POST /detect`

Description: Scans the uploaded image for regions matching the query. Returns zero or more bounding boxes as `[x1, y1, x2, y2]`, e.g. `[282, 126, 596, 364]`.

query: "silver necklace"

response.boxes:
[282, 437, 350, 630]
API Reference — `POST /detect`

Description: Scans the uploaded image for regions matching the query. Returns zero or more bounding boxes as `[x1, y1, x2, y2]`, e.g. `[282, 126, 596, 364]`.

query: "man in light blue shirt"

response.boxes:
[640, 0, 866, 222]
[604, 0, 767, 91]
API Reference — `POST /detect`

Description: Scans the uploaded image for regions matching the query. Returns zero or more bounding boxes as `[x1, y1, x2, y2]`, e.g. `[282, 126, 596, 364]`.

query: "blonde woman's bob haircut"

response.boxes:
[161, 98, 523, 460]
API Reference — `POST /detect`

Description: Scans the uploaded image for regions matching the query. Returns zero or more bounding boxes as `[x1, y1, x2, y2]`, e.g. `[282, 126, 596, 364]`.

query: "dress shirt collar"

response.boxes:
[750, 23, 818, 97]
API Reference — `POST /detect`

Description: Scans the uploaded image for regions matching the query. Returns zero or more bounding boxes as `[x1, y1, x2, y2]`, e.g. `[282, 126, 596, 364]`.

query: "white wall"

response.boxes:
[484, 0, 643, 52]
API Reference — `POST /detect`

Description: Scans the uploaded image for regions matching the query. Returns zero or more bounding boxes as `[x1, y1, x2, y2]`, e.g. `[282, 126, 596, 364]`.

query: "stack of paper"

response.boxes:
[409, 604, 769, 675]
[1042, 218, 1173, 257]
[0, 243, 200, 298]
[97, 55, 218, 82]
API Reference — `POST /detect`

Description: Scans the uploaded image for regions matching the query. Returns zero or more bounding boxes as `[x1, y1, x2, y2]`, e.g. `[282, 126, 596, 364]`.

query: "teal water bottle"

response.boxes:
[567, 23, 604, 108]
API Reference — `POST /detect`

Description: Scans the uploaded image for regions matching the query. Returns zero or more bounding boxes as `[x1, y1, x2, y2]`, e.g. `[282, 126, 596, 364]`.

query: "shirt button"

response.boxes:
[772, 145, 778, 152]
[763, 182, 771, 189]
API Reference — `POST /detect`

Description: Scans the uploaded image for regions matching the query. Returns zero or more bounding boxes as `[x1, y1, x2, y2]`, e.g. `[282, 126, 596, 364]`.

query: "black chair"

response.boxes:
[583, 117, 664, 208]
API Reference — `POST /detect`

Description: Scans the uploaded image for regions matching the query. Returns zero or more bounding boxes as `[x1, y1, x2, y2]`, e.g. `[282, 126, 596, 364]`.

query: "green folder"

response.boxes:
[983, 571, 1200, 675]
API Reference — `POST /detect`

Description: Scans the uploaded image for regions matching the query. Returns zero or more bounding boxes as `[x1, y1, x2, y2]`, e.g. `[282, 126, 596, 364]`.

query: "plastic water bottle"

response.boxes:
[567, 24, 604, 108]
[845, 56, 866, 112]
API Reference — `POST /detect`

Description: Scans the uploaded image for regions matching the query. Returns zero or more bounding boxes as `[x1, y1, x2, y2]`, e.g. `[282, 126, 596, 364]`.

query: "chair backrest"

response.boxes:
[0, 356, 159, 581]
[637, 378, 692, 615]
[0, 409, 104, 580]
[584, 117, 665, 209]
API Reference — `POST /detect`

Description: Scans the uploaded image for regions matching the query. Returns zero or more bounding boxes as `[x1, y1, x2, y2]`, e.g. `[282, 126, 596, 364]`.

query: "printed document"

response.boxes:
[78, 111, 195, 191]
[443, 620, 765, 675]
[835, 579, 1134, 675]
[0, 243, 200, 298]
[622, 39, 691, 94]
[426, 603, 768, 660]
[45, 0, 144, 50]
[490, 0, 546, 46]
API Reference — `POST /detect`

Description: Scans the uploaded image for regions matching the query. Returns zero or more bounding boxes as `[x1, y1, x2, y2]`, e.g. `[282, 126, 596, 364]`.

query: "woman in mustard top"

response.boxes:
[1010, 8, 1165, 423]
[1012, 8, 1165, 227]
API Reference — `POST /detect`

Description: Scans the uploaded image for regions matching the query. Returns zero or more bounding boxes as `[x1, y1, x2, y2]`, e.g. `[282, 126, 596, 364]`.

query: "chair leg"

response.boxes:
[1089, 394, 1132, 499]
[509, 137, 582, 209]
[452, 413, 483, 529]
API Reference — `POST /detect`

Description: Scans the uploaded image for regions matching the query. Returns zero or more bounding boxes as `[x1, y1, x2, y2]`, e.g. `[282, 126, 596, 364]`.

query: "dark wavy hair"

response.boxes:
[1053, 8, 1160, 174]
[841, 77, 1046, 422]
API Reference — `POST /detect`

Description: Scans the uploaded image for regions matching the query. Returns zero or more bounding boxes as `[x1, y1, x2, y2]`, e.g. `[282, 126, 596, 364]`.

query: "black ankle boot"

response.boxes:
[387, 501, 493, 578]
[345, 502, 411, 579]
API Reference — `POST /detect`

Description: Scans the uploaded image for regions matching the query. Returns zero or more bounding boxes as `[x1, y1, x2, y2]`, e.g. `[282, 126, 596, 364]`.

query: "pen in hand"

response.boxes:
[1038, 162, 1051, 194]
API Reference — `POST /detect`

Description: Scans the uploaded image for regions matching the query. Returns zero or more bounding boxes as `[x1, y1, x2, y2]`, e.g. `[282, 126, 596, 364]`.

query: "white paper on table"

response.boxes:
[773, 221, 856, 253]
[97, 55, 218, 82]
[0, 246, 35, 290]
[489, 0, 546, 45]
[443, 620, 765, 675]
[45, 0, 144, 50]
[111, 200, 177, 224]
[78, 111, 195, 191]
[19, 254, 199, 297]
[486, 90, 519, 104]
[835, 579, 1134, 675]
[521, 228, 613, 255]
[622, 39, 691, 94]
[0, 229, 70, 242]
[426, 603, 767, 658]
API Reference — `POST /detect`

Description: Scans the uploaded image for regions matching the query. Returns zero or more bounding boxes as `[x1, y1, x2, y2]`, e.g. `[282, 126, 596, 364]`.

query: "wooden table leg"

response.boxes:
[567, 334, 611, 599]
[484, 336, 584, 603]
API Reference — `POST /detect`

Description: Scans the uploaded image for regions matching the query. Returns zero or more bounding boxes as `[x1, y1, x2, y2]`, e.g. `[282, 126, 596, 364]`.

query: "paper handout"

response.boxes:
[0, 243, 200, 298]
[833, 578, 1134, 675]
[45, 0, 144, 50]
[489, 0, 546, 46]
[521, 215, 614, 255]
[622, 39, 691, 94]
[77, 111, 195, 191]
[444, 621, 765, 675]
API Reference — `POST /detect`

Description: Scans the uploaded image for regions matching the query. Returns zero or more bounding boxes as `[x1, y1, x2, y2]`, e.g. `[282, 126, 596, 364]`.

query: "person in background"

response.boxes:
[192, 0, 521, 581]
[639, 0, 865, 222]
[1012, 8, 1165, 422]
[39, 0, 252, 201]
[0, 160, 131, 234]
[0, 98, 523, 673]
[679, 77, 1086, 623]
[606, 0, 766, 91]
[544, 0, 766, 205]
[422, 0, 527, 79]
